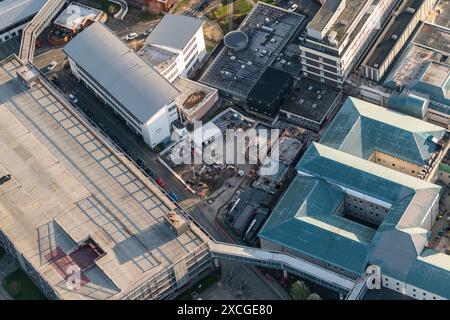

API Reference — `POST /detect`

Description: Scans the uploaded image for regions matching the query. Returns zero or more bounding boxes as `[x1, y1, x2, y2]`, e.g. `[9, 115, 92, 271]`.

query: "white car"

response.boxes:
[47, 61, 57, 71]
[288, 3, 298, 12]
[143, 29, 152, 36]
[68, 93, 78, 104]
[125, 32, 138, 41]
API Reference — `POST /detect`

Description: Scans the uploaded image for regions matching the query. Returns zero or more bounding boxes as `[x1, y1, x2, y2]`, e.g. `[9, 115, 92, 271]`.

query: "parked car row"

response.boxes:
[124, 28, 153, 42]
[135, 159, 175, 199]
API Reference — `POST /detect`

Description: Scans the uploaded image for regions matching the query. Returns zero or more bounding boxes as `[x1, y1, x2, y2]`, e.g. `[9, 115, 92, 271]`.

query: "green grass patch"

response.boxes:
[206, 42, 215, 53]
[3, 269, 47, 300]
[210, 0, 253, 32]
[173, 0, 191, 13]
[175, 267, 222, 300]
[99, 0, 120, 15]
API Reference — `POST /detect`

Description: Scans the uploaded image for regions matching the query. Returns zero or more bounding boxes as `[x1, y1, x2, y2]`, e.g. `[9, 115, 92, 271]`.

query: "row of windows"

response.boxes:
[384, 278, 438, 300]
[184, 43, 198, 65]
[183, 36, 198, 55]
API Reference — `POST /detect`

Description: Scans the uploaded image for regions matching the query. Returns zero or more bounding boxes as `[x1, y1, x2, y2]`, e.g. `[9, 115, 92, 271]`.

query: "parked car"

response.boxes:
[50, 76, 60, 86]
[156, 177, 167, 188]
[144, 168, 156, 179]
[47, 61, 57, 71]
[125, 32, 138, 41]
[68, 93, 78, 104]
[288, 3, 298, 12]
[0, 174, 11, 185]
[136, 158, 146, 169]
[168, 192, 178, 201]
[143, 29, 152, 36]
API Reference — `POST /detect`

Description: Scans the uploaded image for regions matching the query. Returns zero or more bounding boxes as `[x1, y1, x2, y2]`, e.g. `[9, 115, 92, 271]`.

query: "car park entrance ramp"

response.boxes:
[19, 0, 66, 63]
[209, 242, 355, 294]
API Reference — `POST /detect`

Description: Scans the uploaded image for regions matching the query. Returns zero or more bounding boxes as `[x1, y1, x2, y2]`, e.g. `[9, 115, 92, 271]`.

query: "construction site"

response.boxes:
[160, 108, 259, 197]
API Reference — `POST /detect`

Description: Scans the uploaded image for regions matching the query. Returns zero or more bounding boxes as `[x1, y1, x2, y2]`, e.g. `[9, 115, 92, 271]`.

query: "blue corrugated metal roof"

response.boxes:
[407, 250, 450, 299]
[260, 97, 448, 297]
[297, 143, 416, 204]
[320, 97, 444, 166]
[387, 94, 428, 119]
[258, 176, 372, 274]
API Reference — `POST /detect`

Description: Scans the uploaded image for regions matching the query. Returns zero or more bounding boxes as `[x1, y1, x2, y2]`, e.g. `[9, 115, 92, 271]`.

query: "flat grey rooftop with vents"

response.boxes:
[200, 2, 304, 99]
[413, 22, 450, 55]
[145, 14, 204, 50]
[306, 0, 368, 46]
[281, 78, 341, 123]
[0, 0, 48, 32]
[308, 0, 343, 34]
[64, 22, 179, 124]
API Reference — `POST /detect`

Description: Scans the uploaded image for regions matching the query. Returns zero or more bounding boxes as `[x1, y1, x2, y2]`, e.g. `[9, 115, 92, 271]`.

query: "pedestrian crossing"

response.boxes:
[185, 7, 199, 16]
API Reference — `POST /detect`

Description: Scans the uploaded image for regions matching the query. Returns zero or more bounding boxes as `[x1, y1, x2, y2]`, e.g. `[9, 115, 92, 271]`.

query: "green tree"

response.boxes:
[307, 293, 322, 300]
[290, 280, 311, 300]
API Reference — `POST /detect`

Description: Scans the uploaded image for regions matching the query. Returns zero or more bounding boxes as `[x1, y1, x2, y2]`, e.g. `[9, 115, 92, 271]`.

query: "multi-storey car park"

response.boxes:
[0, 56, 212, 300]
[259, 97, 450, 300]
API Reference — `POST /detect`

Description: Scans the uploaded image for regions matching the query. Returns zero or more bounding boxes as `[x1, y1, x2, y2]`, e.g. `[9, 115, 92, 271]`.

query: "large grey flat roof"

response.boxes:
[281, 78, 340, 123]
[200, 2, 304, 99]
[145, 14, 204, 50]
[0, 0, 47, 32]
[413, 22, 450, 55]
[0, 57, 204, 299]
[64, 22, 179, 124]
[308, 0, 343, 33]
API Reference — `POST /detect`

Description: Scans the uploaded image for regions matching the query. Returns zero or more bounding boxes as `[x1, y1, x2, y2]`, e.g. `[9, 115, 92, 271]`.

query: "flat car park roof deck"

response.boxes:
[0, 56, 205, 300]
